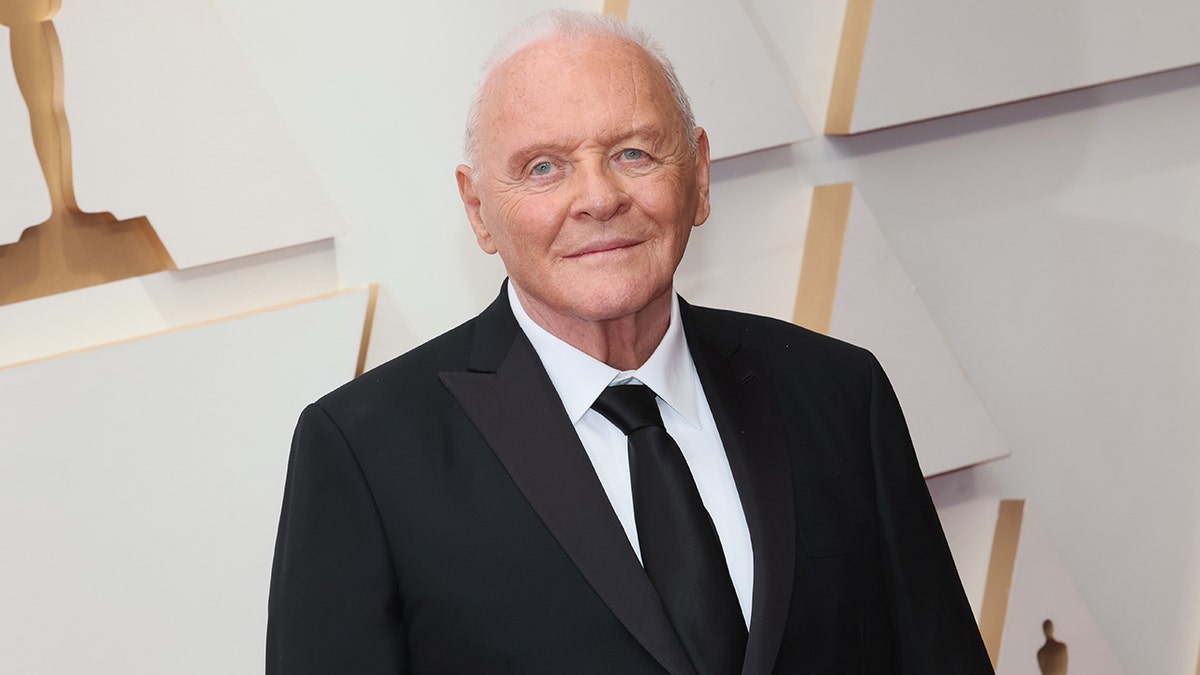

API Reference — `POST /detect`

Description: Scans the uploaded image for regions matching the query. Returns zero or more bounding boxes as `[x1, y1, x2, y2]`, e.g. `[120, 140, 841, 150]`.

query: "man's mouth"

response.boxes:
[566, 239, 643, 258]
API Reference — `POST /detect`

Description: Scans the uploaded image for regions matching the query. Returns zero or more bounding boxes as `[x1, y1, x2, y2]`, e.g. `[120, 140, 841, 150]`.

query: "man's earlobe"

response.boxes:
[456, 165, 498, 254]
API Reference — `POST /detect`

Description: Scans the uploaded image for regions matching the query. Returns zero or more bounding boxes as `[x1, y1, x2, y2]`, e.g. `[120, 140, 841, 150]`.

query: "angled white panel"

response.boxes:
[852, 1, 1200, 132]
[741, 0, 847, 136]
[926, 471, 1002, 621]
[0, 46, 50, 243]
[997, 507, 1126, 675]
[1053, 162, 1200, 248]
[0, 240, 339, 368]
[0, 290, 367, 674]
[849, 68, 1200, 675]
[627, 0, 813, 159]
[829, 188, 1009, 476]
[674, 152, 812, 321]
[49, 1, 342, 268]
[362, 284, 419, 374]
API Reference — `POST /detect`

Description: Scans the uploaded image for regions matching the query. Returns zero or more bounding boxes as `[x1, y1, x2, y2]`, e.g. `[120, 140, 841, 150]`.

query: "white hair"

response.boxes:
[462, 9, 697, 171]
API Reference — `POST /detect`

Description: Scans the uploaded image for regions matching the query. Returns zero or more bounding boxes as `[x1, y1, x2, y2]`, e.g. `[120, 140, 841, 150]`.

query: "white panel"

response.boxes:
[49, 1, 342, 268]
[830, 66, 1200, 674]
[627, 0, 813, 159]
[0, 45, 50, 242]
[852, 1, 1200, 132]
[1054, 163, 1200, 248]
[829, 188, 1009, 476]
[0, 240, 339, 368]
[741, 0, 848, 135]
[997, 507, 1126, 675]
[927, 470, 1001, 621]
[674, 152, 812, 322]
[0, 290, 367, 674]
[362, 284, 418, 374]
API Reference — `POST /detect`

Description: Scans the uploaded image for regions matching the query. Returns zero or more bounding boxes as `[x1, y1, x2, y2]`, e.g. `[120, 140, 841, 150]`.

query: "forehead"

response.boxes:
[477, 34, 683, 153]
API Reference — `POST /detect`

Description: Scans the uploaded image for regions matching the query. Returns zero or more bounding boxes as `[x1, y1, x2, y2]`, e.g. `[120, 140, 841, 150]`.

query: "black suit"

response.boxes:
[267, 285, 994, 674]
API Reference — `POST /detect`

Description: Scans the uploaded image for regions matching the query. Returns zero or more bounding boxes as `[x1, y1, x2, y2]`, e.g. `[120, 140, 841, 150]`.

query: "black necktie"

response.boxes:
[592, 384, 747, 675]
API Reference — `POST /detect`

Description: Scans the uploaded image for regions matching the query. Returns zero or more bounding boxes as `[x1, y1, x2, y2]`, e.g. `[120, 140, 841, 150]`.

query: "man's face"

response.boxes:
[457, 34, 710, 328]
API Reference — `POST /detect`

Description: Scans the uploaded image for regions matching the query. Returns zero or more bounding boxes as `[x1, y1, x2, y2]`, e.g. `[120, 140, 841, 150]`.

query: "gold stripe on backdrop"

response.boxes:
[355, 283, 381, 378]
[980, 499, 1025, 669]
[792, 183, 852, 335]
[602, 0, 629, 20]
[825, 0, 874, 135]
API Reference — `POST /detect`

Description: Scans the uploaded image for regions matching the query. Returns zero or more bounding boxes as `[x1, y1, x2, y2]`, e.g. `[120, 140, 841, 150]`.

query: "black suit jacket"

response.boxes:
[267, 286, 994, 674]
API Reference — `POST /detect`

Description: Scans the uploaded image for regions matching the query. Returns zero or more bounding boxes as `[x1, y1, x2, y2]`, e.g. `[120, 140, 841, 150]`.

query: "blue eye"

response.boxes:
[621, 149, 645, 161]
[531, 161, 553, 176]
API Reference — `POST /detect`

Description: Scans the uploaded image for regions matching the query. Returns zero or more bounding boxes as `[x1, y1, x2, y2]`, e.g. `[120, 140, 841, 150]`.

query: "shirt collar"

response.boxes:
[507, 282, 702, 428]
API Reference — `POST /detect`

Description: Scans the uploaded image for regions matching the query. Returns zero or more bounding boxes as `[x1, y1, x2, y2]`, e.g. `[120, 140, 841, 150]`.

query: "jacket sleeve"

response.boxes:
[867, 355, 996, 674]
[266, 403, 408, 674]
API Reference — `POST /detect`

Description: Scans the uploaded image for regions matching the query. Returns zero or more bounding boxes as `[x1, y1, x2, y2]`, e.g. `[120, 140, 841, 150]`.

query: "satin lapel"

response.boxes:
[439, 291, 695, 675]
[682, 302, 796, 675]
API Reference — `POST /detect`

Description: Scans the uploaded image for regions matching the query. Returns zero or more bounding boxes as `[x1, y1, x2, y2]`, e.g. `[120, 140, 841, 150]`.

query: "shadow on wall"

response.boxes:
[0, 0, 173, 307]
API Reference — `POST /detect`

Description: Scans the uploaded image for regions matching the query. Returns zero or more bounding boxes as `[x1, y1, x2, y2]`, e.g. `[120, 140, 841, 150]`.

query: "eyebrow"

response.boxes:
[504, 143, 566, 176]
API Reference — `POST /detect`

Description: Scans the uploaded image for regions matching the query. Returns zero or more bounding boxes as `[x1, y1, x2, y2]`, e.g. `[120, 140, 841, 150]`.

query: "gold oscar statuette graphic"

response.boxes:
[0, 0, 174, 306]
[1037, 619, 1069, 675]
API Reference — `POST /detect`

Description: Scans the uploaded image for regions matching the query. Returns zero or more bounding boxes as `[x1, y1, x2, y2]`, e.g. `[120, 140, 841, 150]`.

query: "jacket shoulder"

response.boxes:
[684, 303, 876, 373]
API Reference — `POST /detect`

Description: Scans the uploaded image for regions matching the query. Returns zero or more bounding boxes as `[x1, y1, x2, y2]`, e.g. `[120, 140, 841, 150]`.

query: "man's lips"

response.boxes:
[565, 239, 643, 258]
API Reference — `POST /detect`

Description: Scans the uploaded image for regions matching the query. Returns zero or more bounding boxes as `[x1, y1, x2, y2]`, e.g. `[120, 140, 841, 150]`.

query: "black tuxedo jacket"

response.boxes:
[267, 286, 994, 674]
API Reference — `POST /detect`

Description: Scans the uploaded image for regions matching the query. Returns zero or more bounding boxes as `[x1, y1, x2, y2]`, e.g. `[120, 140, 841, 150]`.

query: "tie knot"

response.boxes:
[592, 384, 665, 435]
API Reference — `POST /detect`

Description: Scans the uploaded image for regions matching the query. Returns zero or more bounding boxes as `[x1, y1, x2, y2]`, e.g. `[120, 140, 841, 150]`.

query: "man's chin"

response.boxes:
[512, 273, 673, 323]
[569, 284, 673, 324]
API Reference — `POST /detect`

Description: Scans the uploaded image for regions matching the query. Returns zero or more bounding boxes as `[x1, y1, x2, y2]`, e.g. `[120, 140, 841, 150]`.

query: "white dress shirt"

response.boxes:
[507, 283, 754, 626]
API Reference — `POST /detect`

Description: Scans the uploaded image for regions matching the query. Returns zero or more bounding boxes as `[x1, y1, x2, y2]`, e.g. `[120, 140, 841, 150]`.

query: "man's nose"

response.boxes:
[570, 161, 628, 222]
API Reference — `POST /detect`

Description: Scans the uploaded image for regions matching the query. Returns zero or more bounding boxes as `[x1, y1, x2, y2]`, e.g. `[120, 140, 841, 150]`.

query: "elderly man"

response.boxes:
[267, 10, 993, 675]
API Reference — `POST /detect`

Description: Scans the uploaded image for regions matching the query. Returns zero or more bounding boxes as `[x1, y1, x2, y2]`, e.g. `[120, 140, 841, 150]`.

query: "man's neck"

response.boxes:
[512, 284, 672, 371]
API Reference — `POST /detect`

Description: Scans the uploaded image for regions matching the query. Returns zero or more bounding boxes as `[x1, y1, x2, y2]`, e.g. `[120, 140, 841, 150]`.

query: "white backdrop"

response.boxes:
[0, 291, 367, 673]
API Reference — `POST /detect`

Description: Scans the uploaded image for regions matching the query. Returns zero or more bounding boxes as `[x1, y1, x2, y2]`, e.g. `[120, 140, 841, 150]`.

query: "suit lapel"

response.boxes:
[681, 301, 796, 675]
[439, 288, 696, 675]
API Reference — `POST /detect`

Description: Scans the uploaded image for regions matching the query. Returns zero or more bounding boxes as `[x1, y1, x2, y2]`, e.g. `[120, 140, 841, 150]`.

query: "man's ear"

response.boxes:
[692, 128, 712, 227]
[456, 164, 497, 254]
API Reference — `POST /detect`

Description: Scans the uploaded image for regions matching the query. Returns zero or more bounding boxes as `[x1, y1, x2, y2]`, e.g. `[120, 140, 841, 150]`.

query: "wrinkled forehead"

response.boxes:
[476, 35, 686, 150]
